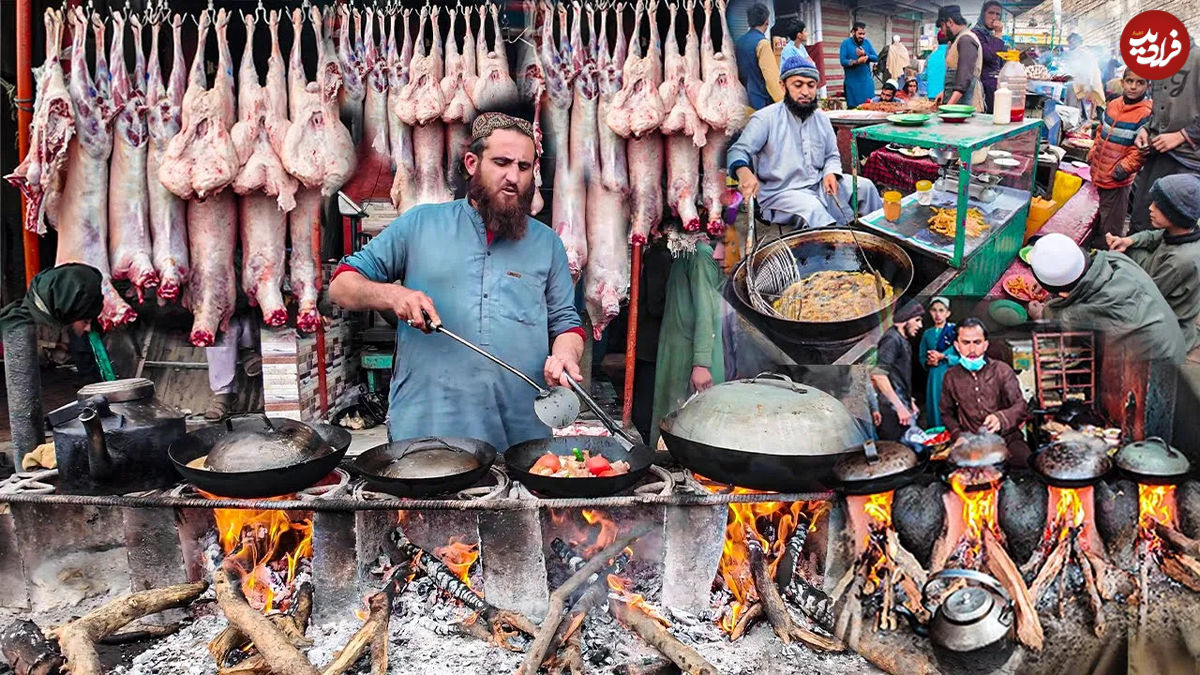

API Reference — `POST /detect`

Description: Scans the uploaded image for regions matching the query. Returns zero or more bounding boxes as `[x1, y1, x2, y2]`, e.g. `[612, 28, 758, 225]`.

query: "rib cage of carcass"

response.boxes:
[8, 0, 745, 349]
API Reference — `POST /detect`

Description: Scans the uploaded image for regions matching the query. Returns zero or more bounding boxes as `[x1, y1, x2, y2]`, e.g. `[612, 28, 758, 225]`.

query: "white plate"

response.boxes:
[987, 150, 1012, 158]
[992, 157, 1020, 168]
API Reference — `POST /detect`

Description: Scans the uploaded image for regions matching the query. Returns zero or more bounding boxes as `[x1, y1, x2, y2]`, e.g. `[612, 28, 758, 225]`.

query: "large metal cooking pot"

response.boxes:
[1032, 435, 1111, 488]
[730, 229, 915, 342]
[1115, 437, 1191, 485]
[659, 373, 868, 491]
[48, 378, 186, 495]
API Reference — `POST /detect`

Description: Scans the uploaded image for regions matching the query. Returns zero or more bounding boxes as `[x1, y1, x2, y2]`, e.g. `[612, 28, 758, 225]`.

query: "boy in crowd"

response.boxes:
[1088, 69, 1153, 248]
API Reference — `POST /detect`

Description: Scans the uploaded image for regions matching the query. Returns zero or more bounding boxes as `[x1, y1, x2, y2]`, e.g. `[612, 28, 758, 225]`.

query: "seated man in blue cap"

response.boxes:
[728, 54, 883, 228]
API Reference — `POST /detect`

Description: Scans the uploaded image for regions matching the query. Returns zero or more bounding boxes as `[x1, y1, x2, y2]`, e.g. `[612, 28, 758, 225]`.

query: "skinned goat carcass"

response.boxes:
[394, 6, 451, 207]
[516, 32, 545, 216]
[288, 189, 323, 334]
[595, 3, 628, 194]
[584, 4, 631, 338]
[281, 6, 356, 197]
[5, 9, 73, 236]
[232, 11, 295, 327]
[473, 4, 520, 111]
[693, 0, 747, 132]
[145, 14, 189, 302]
[336, 6, 366, 136]
[387, 9, 417, 211]
[108, 11, 158, 301]
[56, 9, 136, 329]
[339, 8, 395, 202]
[659, 2, 706, 233]
[539, 1, 586, 279]
[441, 7, 477, 194]
[563, 2, 596, 281]
[158, 11, 239, 200]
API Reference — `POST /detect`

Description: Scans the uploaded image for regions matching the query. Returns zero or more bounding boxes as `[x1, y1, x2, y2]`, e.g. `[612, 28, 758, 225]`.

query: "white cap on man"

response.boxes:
[1028, 233, 1088, 290]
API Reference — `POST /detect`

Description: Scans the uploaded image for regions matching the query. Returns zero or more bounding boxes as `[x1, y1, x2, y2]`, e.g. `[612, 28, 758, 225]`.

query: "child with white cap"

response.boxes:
[1026, 232, 1185, 364]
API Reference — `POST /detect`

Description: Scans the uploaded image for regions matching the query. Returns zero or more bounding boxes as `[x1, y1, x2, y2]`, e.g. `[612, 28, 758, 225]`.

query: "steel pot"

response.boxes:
[48, 378, 186, 495]
[833, 440, 924, 494]
[1115, 437, 1191, 485]
[923, 569, 1015, 673]
[1032, 435, 1111, 488]
[659, 373, 868, 491]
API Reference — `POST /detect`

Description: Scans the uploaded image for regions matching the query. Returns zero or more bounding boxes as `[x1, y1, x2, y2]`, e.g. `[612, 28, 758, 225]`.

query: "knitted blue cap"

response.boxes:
[781, 54, 820, 82]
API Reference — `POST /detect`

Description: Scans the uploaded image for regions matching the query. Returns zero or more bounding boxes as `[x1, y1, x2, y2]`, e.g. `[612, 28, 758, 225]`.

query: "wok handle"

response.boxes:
[564, 377, 637, 447]
[749, 372, 807, 393]
[405, 437, 453, 453]
[921, 568, 1012, 614]
[429, 314, 547, 394]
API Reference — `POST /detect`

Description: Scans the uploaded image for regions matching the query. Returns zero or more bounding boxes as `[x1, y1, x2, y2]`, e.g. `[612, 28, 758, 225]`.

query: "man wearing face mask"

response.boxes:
[939, 318, 1031, 466]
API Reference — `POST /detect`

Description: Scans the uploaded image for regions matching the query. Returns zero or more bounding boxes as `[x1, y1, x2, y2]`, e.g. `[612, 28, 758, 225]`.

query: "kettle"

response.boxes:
[922, 569, 1016, 673]
[48, 378, 187, 495]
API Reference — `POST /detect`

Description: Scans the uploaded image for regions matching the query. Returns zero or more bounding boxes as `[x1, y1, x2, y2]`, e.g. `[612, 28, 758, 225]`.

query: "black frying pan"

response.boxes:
[351, 436, 497, 497]
[169, 419, 351, 498]
[505, 436, 655, 498]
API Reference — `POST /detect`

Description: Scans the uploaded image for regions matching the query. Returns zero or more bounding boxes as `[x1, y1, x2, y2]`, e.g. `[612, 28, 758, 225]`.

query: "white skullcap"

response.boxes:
[893, 35, 902, 42]
[1029, 233, 1087, 288]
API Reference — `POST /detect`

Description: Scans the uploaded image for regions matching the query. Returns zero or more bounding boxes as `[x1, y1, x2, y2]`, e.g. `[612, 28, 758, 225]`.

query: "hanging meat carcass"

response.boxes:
[584, 4, 631, 338]
[539, 0, 586, 280]
[281, 6, 356, 197]
[108, 11, 158, 301]
[660, 1, 706, 233]
[337, 7, 394, 202]
[232, 11, 296, 327]
[516, 25, 545, 216]
[473, 4, 520, 111]
[394, 6, 451, 207]
[442, 7, 477, 193]
[694, 0, 748, 235]
[607, 0, 665, 245]
[336, 6, 366, 136]
[5, 9, 73, 236]
[145, 14, 189, 302]
[56, 9, 136, 329]
[179, 10, 239, 346]
[158, 11, 239, 200]
[387, 9, 417, 211]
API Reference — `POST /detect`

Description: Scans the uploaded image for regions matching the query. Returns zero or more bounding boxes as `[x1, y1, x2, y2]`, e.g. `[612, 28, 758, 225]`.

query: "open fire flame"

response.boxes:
[697, 477, 828, 635]
[946, 468, 1004, 565]
[211, 503, 313, 613]
[860, 491, 894, 589]
[434, 537, 481, 590]
[1138, 484, 1178, 554]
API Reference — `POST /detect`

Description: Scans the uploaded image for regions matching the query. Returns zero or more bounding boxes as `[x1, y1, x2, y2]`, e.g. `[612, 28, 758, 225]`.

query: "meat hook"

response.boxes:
[255, 0, 266, 22]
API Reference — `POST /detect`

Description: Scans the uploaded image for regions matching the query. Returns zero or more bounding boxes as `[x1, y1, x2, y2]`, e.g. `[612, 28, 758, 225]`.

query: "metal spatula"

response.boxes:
[563, 377, 638, 452]
[831, 192, 887, 302]
[421, 312, 581, 429]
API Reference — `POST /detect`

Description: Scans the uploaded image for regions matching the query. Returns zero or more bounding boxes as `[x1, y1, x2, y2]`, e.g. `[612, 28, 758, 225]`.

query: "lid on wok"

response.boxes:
[1115, 437, 1190, 480]
[834, 441, 920, 483]
[1033, 434, 1111, 485]
[948, 432, 1009, 469]
[373, 437, 484, 480]
[77, 378, 156, 404]
[204, 417, 333, 472]
[659, 373, 867, 458]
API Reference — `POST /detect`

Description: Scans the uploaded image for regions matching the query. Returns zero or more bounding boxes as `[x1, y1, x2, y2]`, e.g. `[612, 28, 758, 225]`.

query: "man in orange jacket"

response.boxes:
[1088, 69, 1152, 249]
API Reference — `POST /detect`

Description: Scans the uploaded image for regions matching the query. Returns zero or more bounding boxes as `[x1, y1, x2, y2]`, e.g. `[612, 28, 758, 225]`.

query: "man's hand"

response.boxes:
[858, 55, 869, 64]
[544, 353, 583, 389]
[945, 91, 963, 105]
[983, 414, 1002, 433]
[690, 366, 714, 393]
[856, 46, 865, 57]
[823, 173, 839, 196]
[895, 403, 914, 427]
[1134, 127, 1150, 149]
[872, 411, 883, 426]
[1152, 130, 1187, 153]
[1106, 233, 1133, 252]
[736, 167, 760, 199]
[926, 351, 943, 366]
[396, 287, 441, 333]
[1028, 300, 1046, 320]
[933, 92, 944, 106]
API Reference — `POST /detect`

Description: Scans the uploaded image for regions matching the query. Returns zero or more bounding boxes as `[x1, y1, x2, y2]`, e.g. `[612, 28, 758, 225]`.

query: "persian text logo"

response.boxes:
[1121, 11, 1191, 80]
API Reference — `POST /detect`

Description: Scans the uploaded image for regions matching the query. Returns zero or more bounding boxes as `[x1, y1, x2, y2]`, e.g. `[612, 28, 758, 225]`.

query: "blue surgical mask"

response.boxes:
[961, 355, 987, 372]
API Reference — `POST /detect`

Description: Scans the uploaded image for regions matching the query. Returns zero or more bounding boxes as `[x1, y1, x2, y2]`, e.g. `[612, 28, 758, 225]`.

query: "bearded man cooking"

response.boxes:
[329, 113, 585, 451]
[728, 54, 883, 228]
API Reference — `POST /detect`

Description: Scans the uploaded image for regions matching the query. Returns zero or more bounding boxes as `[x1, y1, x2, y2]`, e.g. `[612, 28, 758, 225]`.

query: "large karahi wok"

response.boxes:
[731, 229, 915, 342]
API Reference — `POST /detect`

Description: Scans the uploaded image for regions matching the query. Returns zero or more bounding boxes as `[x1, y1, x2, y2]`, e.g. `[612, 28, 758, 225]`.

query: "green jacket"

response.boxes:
[1047, 250, 1186, 364]
[1127, 229, 1200, 352]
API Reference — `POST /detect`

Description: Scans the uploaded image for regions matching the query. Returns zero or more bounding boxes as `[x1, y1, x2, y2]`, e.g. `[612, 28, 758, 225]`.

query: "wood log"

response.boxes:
[886, 529, 928, 589]
[748, 537, 844, 652]
[99, 622, 182, 645]
[611, 658, 681, 675]
[1158, 523, 1200, 558]
[1, 620, 64, 675]
[832, 576, 862, 645]
[562, 631, 584, 675]
[1160, 555, 1200, 592]
[981, 528, 1043, 651]
[1078, 541, 1106, 637]
[215, 584, 316, 675]
[516, 524, 652, 675]
[321, 592, 391, 675]
[609, 597, 718, 675]
[56, 581, 208, 675]
[729, 603, 763, 641]
[213, 570, 318, 675]
[370, 600, 389, 675]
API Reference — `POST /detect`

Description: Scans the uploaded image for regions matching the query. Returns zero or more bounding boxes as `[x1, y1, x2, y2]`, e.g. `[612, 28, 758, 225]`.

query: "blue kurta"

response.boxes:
[727, 103, 883, 227]
[840, 38, 878, 108]
[341, 200, 582, 451]
[918, 324, 959, 428]
[925, 45, 948, 99]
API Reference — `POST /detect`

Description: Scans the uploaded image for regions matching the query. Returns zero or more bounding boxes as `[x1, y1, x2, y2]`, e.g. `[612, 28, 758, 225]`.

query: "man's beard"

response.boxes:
[853, 36, 863, 45]
[467, 174, 535, 240]
[784, 91, 817, 121]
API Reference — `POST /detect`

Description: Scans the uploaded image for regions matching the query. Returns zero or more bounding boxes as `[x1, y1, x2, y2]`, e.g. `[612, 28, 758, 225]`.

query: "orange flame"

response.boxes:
[607, 565, 671, 628]
[434, 537, 480, 590]
[947, 469, 1002, 557]
[209, 500, 313, 613]
[581, 509, 618, 556]
[696, 475, 828, 635]
[1138, 483, 1178, 549]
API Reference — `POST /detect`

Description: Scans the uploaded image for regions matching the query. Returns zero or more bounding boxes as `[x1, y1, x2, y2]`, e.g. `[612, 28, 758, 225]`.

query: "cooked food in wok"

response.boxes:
[530, 449, 632, 478]
[928, 207, 989, 238]
[771, 271, 895, 322]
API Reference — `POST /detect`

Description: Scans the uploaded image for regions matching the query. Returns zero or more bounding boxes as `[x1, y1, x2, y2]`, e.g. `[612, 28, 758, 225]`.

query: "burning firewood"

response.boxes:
[516, 523, 653, 675]
[608, 595, 718, 675]
[840, 493, 930, 640]
[215, 584, 314, 675]
[54, 581, 209, 675]
[747, 536, 844, 651]
[320, 591, 391, 675]
[1, 619, 65, 675]
[729, 603, 763, 641]
[213, 569, 321, 675]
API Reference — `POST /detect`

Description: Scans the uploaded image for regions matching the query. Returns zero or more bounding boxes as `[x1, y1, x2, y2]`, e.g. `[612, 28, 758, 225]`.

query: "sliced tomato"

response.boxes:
[585, 455, 612, 476]
[531, 453, 561, 474]
[597, 468, 624, 477]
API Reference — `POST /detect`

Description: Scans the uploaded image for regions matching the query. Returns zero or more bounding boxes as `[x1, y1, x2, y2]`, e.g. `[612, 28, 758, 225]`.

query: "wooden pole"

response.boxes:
[17, 0, 40, 285]
[622, 243, 643, 429]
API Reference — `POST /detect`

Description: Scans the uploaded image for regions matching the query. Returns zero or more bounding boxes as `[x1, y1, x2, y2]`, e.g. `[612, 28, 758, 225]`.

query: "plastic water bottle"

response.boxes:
[998, 53, 1026, 122]
[993, 83, 1012, 124]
